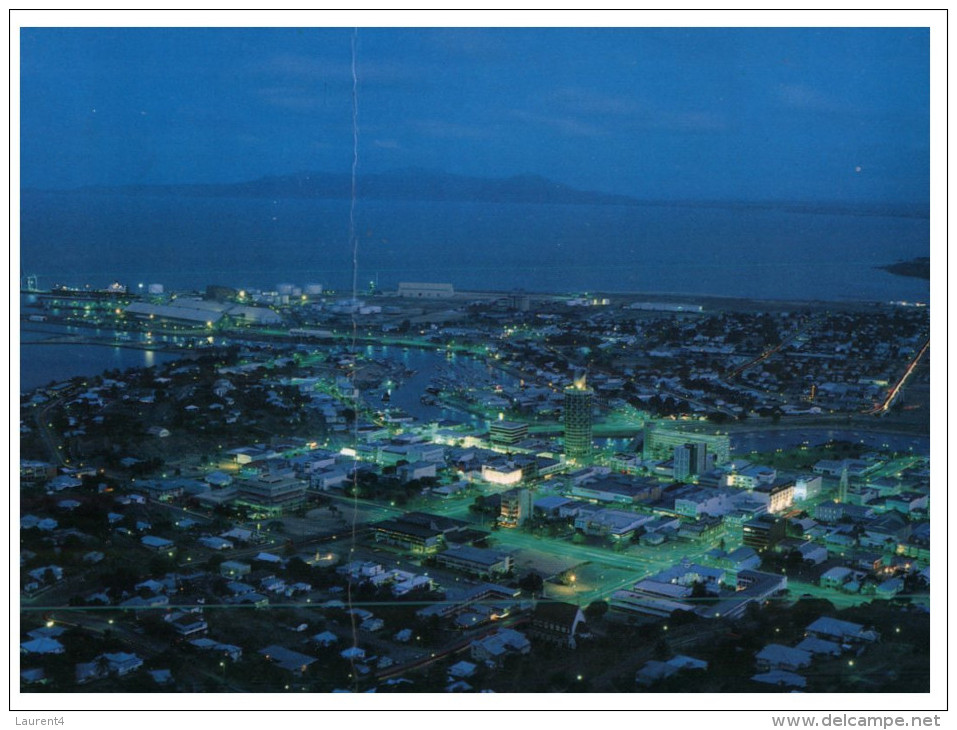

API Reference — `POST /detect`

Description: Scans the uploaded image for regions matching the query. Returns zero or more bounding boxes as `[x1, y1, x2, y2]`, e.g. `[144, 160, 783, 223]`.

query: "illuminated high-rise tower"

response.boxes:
[564, 375, 594, 463]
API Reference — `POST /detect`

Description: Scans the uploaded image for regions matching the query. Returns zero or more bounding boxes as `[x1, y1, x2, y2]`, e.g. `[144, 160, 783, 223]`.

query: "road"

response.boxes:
[726, 315, 820, 380]
[31, 386, 79, 466]
[863, 339, 930, 415]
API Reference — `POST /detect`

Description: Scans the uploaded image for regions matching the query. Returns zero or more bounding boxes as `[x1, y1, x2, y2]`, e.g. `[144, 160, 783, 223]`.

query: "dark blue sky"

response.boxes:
[19, 26, 929, 202]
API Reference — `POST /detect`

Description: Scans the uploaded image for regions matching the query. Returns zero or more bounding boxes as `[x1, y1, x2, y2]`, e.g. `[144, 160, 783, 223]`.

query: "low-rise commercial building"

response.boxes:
[437, 546, 512, 577]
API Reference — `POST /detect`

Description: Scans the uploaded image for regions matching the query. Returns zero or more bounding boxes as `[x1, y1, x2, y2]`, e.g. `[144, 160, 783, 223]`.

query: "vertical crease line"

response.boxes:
[345, 26, 361, 691]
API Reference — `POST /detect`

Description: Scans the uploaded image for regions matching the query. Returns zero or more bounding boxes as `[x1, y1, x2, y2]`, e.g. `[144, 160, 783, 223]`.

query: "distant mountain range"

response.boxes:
[34, 169, 929, 218]
[69, 169, 639, 207]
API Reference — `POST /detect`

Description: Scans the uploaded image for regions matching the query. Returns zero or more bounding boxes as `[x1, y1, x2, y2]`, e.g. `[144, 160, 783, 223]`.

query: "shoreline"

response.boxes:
[444, 288, 926, 313]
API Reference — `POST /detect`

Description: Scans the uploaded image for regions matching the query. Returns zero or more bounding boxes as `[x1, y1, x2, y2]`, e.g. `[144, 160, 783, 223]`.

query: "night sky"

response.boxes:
[19, 25, 930, 203]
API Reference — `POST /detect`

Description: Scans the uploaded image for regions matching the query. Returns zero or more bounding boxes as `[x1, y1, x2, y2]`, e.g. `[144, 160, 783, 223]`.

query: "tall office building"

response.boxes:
[564, 375, 594, 463]
[673, 442, 707, 481]
[499, 488, 534, 528]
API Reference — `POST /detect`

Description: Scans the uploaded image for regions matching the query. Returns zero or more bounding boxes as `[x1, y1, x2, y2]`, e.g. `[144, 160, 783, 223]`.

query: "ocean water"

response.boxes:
[19, 191, 930, 302]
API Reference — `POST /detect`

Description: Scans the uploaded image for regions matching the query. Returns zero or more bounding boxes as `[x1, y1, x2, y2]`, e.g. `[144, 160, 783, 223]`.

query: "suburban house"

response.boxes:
[258, 645, 318, 675]
[187, 638, 242, 661]
[755, 644, 813, 672]
[751, 670, 807, 689]
[805, 617, 879, 644]
[470, 628, 531, 668]
[101, 652, 144, 676]
[636, 655, 708, 686]
[312, 631, 338, 647]
[169, 613, 208, 637]
[819, 566, 856, 590]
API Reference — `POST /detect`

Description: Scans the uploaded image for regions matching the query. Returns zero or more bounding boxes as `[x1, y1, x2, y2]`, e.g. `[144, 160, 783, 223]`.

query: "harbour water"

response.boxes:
[362, 344, 520, 428]
[19, 328, 184, 392]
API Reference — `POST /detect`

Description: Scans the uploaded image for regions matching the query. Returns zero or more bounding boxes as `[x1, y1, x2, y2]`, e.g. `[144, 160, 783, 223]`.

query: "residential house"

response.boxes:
[20, 637, 65, 655]
[101, 652, 144, 676]
[340, 646, 366, 662]
[169, 613, 208, 637]
[448, 660, 478, 679]
[259, 645, 318, 675]
[75, 662, 106, 685]
[820, 566, 858, 590]
[188, 638, 243, 661]
[636, 655, 708, 687]
[875, 577, 904, 598]
[141, 535, 175, 551]
[148, 669, 174, 686]
[312, 631, 338, 648]
[793, 541, 828, 566]
[755, 644, 813, 672]
[198, 536, 234, 551]
[794, 637, 842, 658]
[805, 617, 879, 644]
[470, 628, 531, 668]
[751, 670, 807, 689]
[20, 668, 47, 686]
